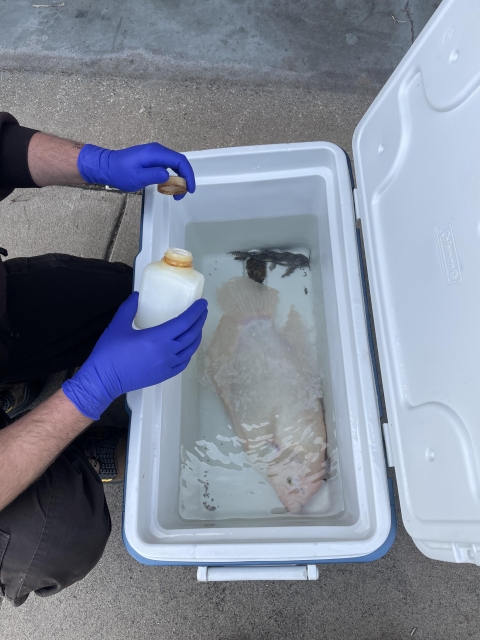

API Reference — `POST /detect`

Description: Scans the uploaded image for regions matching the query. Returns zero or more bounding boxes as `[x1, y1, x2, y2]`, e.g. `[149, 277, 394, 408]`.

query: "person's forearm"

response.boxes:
[1, 118, 195, 195]
[28, 132, 85, 187]
[0, 389, 91, 511]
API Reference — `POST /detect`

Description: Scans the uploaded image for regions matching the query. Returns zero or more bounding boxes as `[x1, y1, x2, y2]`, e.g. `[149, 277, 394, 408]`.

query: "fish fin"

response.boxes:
[216, 276, 279, 320]
[207, 314, 241, 369]
[282, 265, 296, 278]
[279, 306, 311, 364]
[206, 314, 244, 422]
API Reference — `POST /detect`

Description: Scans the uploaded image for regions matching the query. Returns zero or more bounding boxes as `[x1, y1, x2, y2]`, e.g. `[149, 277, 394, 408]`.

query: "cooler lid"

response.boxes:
[353, 0, 480, 563]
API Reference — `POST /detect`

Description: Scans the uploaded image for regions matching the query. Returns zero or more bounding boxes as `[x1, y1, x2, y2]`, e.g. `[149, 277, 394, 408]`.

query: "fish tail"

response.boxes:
[217, 276, 279, 320]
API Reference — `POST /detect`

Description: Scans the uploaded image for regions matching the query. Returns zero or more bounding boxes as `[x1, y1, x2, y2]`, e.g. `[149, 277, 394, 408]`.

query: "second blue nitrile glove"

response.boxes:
[63, 292, 208, 421]
[77, 142, 196, 200]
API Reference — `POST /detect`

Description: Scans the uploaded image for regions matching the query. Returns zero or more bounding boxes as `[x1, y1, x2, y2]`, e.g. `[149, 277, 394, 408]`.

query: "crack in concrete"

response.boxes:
[65, 184, 142, 196]
[403, 0, 415, 44]
[110, 16, 123, 54]
[104, 193, 128, 261]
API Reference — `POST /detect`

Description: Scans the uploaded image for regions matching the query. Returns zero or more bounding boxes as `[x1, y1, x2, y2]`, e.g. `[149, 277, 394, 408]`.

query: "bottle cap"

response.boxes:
[163, 248, 193, 268]
[157, 176, 187, 196]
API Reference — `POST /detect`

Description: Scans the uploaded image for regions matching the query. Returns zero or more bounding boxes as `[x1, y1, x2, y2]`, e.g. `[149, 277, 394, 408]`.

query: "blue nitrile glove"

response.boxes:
[77, 142, 195, 200]
[63, 292, 208, 420]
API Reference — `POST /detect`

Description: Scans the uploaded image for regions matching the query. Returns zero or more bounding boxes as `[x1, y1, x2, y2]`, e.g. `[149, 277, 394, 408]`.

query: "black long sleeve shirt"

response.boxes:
[0, 112, 38, 202]
[0, 112, 39, 360]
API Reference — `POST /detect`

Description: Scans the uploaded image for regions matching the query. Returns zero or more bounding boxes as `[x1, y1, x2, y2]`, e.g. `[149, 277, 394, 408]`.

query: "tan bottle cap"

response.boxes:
[157, 176, 187, 196]
[163, 248, 193, 268]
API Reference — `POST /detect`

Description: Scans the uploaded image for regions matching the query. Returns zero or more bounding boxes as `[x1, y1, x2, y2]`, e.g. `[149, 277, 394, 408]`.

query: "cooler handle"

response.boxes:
[197, 565, 319, 582]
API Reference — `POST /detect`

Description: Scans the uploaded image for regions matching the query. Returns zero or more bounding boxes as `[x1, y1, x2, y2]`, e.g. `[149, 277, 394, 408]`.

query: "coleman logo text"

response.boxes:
[435, 223, 462, 285]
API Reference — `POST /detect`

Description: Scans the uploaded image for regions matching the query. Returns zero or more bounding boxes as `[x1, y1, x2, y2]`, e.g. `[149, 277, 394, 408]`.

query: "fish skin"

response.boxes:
[206, 277, 327, 513]
[229, 249, 310, 278]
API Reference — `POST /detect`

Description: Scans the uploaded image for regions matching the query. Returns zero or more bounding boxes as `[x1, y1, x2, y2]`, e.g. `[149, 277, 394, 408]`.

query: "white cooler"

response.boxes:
[123, 0, 480, 579]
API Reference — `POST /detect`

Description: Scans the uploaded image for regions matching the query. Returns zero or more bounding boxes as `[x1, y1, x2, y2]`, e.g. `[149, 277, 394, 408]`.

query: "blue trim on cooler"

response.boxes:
[341, 147, 355, 190]
[122, 478, 397, 567]
[355, 225, 385, 420]
[342, 148, 384, 421]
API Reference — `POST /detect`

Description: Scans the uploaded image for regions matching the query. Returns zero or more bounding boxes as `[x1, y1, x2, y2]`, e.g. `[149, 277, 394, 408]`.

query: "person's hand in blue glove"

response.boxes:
[77, 142, 195, 200]
[63, 293, 208, 420]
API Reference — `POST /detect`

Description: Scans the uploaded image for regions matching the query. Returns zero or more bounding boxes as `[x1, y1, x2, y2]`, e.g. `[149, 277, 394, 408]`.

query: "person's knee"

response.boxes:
[0, 448, 111, 606]
[34, 448, 112, 593]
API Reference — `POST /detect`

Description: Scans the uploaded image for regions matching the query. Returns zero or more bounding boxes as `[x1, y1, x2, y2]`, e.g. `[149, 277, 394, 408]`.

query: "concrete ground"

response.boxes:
[2, 1, 480, 639]
[1, 0, 436, 86]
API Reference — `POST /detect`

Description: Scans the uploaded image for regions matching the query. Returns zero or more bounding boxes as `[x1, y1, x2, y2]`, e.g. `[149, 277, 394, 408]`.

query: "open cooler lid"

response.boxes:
[353, 0, 480, 564]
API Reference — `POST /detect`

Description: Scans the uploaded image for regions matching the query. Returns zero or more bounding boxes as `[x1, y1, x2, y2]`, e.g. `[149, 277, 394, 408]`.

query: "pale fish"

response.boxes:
[206, 276, 327, 513]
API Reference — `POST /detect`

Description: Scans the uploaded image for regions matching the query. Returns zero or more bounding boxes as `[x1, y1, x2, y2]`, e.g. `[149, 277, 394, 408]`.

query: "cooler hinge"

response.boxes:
[355, 219, 388, 423]
[382, 423, 395, 468]
[353, 187, 361, 220]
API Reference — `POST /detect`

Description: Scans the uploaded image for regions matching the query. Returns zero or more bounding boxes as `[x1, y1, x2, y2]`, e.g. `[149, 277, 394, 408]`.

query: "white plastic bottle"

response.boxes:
[134, 248, 205, 329]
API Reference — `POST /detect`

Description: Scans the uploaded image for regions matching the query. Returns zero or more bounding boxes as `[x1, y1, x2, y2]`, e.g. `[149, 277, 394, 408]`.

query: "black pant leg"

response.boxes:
[0, 444, 111, 607]
[0, 253, 132, 384]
